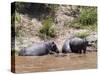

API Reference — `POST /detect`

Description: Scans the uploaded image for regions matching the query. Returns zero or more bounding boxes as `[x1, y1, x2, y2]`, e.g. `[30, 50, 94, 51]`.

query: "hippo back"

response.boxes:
[19, 43, 49, 56]
[19, 41, 59, 56]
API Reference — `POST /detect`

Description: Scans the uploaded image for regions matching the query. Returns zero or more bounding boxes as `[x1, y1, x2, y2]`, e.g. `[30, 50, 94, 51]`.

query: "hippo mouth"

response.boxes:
[49, 50, 59, 54]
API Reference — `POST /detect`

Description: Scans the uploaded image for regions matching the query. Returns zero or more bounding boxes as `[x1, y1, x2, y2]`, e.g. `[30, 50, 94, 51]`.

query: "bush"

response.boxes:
[39, 17, 56, 39]
[11, 12, 21, 24]
[78, 7, 97, 26]
[11, 49, 19, 56]
[70, 7, 97, 30]
[15, 12, 21, 23]
[75, 32, 89, 38]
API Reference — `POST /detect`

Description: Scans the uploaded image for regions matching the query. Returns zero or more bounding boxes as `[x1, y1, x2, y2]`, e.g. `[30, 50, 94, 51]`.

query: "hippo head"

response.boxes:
[83, 38, 90, 46]
[87, 40, 97, 46]
[49, 41, 59, 53]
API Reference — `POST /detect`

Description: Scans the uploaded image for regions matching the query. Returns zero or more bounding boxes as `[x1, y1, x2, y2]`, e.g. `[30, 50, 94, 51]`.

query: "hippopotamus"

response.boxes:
[62, 37, 89, 54]
[62, 40, 71, 53]
[19, 41, 59, 56]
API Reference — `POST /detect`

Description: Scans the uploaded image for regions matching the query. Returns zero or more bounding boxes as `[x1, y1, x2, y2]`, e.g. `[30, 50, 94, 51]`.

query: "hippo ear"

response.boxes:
[51, 41, 55, 44]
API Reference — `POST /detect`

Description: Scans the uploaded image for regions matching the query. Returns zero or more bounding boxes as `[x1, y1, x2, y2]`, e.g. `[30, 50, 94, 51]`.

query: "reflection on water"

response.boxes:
[14, 52, 97, 73]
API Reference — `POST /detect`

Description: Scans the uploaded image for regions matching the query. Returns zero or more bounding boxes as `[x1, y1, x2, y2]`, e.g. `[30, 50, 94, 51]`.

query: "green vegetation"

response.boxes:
[70, 7, 97, 30]
[75, 32, 89, 38]
[11, 12, 21, 25]
[69, 23, 83, 29]
[11, 11, 22, 37]
[79, 7, 97, 25]
[11, 49, 19, 56]
[39, 17, 56, 39]
[15, 12, 21, 23]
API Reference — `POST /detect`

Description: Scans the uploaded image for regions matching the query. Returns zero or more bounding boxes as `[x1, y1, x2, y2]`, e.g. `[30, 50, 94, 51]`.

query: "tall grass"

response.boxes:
[78, 7, 97, 26]
[70, 7, 97, 30]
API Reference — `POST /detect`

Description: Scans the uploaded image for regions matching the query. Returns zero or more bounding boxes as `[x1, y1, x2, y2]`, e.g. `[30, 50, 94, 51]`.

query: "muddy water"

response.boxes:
[14, 52, 97, 73]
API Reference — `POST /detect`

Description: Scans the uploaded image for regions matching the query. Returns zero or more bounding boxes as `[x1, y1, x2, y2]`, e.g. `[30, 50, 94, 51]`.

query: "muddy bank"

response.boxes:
[13, 52, 97, 73]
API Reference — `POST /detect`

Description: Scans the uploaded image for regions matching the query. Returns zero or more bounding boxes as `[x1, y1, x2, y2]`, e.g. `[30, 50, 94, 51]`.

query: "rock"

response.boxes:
[86, 32, 97, 51]
[86, 32, 97, 42]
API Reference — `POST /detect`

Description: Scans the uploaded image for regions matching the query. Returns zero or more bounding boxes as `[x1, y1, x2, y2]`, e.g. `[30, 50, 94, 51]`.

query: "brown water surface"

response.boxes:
[13, 52, 97, 73]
